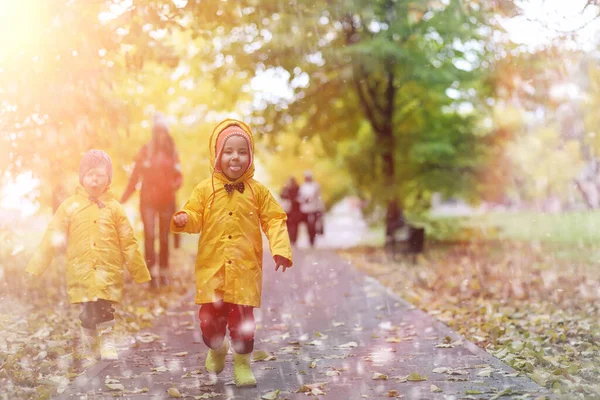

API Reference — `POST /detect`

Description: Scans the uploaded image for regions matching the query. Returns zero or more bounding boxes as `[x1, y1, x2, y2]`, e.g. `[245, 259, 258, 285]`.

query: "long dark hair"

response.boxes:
[148, 117, 177, 160]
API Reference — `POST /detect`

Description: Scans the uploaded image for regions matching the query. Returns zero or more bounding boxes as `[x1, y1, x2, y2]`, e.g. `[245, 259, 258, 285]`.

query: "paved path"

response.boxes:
[57, 247, 550, 400]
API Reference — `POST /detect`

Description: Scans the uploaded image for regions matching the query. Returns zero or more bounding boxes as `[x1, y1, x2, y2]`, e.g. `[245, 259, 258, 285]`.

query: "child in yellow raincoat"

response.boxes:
[171, 119, 293, 388]
[26, 150, 151, 361]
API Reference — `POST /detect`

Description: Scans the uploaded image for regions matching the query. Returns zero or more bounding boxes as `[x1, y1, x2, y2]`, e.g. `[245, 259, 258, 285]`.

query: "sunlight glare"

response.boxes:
[0, 172, 39, 218]
[0, 2, 45, 59]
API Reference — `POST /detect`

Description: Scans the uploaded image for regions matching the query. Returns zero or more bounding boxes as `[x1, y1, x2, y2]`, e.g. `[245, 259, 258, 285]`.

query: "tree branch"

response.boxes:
[353, 72, 384, 135]
[384, 67, 396, 132]
[360, 65, 387, 115]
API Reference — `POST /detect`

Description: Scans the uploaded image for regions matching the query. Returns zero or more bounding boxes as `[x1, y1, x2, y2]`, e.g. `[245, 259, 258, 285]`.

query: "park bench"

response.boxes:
[385, 223, 425, 262]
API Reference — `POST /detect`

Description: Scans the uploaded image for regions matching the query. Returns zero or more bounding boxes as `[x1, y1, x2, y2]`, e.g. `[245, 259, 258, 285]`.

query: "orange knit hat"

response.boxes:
[214, 125, 253, 173]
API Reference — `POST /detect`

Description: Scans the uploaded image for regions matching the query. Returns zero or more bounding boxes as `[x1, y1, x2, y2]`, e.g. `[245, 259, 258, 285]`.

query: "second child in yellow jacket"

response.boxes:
[26, 150, 150, 361]
[171, 119, 292, 388]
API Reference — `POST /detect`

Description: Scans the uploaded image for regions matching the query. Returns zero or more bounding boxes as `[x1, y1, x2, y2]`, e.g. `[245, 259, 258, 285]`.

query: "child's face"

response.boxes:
[219, 135, 250, 180]
[82, 166, 109, 197]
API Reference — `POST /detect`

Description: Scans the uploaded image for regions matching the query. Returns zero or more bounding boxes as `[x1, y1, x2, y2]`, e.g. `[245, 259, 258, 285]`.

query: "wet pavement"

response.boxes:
[57, 247, 551, 399]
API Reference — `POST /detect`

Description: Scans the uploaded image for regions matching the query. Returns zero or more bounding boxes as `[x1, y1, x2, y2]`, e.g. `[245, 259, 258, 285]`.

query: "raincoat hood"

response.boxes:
[209, 119, 255, 184]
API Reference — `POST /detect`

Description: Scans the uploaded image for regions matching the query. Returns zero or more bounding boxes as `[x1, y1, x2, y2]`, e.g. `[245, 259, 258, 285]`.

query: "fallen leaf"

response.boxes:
[407, 372, 427, 381]
[448, 369, 469, 375]
[105, 383, 125, 391]
[127, 387, 150, 394]
[337, 341, 358, 349]
[194, 392, 221, 399]
[315, 331, 328, 339]
[297, 382, 327, 393]
[372, 372, 388, 380]
[430, 384, 443, 393]
[477, 368, 493, 377]
[261, 389, 280, 399]
[253, 350, 271, 361]
[168, 387, 183, 397]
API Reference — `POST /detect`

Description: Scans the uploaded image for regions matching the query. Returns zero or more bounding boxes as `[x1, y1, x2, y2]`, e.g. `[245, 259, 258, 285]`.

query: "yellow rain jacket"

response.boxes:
[26, 186, 150, 303]
[171, 119, 292, 307]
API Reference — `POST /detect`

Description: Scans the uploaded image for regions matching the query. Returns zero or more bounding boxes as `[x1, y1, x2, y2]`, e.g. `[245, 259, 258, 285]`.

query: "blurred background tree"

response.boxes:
[1, 0, 600, 230]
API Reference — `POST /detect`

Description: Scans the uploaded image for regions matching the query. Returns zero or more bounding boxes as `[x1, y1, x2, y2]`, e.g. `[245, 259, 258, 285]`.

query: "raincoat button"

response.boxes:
[228, 235, 232, 239]
[94, 220, 97, 223]
[229, 212, 233, 216]
[228, 260, 232, 264]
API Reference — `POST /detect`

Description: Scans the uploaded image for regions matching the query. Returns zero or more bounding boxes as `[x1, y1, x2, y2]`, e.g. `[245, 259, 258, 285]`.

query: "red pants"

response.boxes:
[199, 301, 255, 354]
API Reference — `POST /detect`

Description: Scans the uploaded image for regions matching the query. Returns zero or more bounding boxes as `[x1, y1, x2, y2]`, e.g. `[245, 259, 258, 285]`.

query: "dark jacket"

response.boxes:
[280, 182, 301, 217]
[121, 144, 183, 208]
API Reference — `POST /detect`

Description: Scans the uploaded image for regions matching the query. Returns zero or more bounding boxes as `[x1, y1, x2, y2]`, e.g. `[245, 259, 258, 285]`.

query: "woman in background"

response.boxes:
[121, 112, 182, 287]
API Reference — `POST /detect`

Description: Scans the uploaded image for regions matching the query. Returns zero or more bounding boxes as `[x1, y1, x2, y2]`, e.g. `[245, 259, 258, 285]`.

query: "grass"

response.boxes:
[474, 211, 600, 245]
[368, 210, 600, 247]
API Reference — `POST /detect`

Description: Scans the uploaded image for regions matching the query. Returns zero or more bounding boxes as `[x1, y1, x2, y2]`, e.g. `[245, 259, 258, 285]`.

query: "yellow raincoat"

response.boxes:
[171, 119, 292, 307]
[26, 186, 150, 303]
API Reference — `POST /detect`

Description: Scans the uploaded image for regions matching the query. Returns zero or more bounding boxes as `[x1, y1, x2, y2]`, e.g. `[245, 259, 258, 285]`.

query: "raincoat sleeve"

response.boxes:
[114, 204, 151, 283]
[258, 186, 292, 263]
[171, 183, 204, 234]
[25, 201, 70, 277]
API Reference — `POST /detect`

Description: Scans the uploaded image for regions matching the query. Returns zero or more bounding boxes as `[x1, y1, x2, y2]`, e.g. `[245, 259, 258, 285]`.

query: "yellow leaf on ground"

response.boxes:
[105, 383, 125, 391]
[253, 350, 271, 361]
[407, 372, 427, 381]
[372, 372, 388, 380]
[430, 384, 443, 393]
[261, 389, 280, 400]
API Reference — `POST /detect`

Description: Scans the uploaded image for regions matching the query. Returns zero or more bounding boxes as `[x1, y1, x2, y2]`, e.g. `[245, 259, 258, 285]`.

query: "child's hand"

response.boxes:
[274, 255, 292, 273]
[173, 212, 188, 228]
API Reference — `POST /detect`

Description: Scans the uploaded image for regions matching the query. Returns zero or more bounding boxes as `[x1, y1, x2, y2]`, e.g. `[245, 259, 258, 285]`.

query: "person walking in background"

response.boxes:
[280, 176, 301, 245]
[171, 119, 292, 388]
[298, 170, 324, 247]
[121, 112, 183, 288]
[26, 150, 150, 362]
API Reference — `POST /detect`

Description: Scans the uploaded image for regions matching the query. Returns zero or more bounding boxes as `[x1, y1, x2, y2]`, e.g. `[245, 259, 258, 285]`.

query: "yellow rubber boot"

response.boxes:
[233, 352, 257, 388]
[205, 338, 229, 374]
[97, 321, 118, 361]
[79, 327, 99, 362]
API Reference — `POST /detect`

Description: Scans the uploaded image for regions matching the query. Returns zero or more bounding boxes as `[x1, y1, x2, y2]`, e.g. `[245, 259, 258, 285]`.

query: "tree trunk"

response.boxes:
[574, 179, 595, 209]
